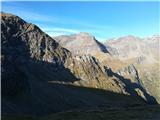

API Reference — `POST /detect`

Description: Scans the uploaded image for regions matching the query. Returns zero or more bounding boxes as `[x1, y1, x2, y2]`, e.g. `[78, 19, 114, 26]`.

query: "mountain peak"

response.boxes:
[1, 12, 15, 17]
[118, 35, 139, 41]
[78, 32, 92, 36]
[54, 32, 109, 55]
[76, 32, 96, 41]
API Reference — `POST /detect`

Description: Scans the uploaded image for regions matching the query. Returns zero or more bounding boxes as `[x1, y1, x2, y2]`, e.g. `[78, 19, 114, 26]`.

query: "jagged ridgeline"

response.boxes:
[54, 30, 160, 104]
[1, 12, 156, 116]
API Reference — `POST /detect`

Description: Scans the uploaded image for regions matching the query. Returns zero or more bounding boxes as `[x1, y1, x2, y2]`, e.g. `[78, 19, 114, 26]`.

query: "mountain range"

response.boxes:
[1, 12, 160, 119]
[54, 33, 160, 104]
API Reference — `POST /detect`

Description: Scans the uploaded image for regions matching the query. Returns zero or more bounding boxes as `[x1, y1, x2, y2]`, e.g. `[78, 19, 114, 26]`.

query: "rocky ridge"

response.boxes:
[54, 31, 160, 104]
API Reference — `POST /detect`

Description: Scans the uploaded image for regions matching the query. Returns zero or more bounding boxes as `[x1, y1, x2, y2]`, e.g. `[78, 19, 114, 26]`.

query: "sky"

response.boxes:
[1, 1, 159, 41]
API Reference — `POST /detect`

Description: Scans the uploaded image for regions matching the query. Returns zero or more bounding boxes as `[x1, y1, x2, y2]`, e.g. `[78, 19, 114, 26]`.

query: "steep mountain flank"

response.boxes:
[105, 35, 160, 104]
[116, 62, 160, 104]
[1, 12, 72, 95]
[66, 55, 127, 93]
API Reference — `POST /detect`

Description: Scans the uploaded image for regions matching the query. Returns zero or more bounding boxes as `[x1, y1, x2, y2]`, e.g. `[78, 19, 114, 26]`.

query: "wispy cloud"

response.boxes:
[48, 32, 65, 37]
[43, 27, 79, 34]
[41, 27, 80, 36]
[2, 3, 113, 30]
[2, 5, 60, 23]
[1, 2, 124, 40]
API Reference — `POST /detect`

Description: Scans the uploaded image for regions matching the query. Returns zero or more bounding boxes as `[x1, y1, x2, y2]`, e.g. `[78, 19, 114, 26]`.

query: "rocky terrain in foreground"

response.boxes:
[1, 12, 159, 119]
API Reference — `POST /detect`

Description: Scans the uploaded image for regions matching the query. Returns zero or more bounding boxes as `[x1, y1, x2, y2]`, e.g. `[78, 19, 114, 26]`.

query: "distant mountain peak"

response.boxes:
[54, 32, 109, 55]
[75, 32, 96, 41]
[78, 32, 92, 36]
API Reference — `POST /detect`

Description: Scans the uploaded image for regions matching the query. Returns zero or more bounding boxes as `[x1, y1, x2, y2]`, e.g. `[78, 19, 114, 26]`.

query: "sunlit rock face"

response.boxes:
[105, 35, 160, 104]
[105, 35, 160, 63]
[55, 31, 160, 104]
[54, 32, 109, 56]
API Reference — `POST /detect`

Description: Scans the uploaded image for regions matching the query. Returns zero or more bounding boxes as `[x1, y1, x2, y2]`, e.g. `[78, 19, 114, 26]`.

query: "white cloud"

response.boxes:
[2, 5, 59, 23]
[42, 27, 79, 34]
[41, 27, 80, 37]
[2, 4, 113, 30]
[2, 2, 125, 40]
[47, 32, 64, 37]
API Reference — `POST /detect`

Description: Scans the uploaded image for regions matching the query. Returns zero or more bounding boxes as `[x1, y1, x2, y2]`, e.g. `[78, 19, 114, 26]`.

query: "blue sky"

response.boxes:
[1, 1, 159, 41]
